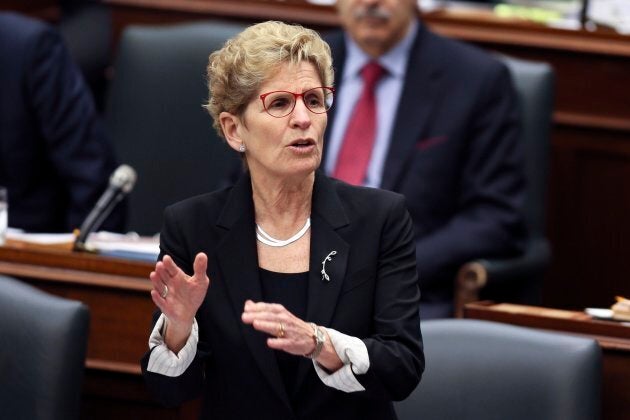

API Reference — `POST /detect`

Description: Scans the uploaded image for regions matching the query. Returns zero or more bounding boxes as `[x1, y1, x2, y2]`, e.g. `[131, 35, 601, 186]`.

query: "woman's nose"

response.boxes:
[290, 98, 312, 129]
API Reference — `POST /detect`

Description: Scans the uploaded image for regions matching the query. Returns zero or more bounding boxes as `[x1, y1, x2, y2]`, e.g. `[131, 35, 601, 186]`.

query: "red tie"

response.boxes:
[333, 61, 385, 185]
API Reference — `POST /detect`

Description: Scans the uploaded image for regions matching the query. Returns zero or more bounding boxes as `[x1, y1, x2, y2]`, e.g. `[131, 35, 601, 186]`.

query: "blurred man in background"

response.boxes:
[0, 12, 124, 233]
[324, 0, 527, 318]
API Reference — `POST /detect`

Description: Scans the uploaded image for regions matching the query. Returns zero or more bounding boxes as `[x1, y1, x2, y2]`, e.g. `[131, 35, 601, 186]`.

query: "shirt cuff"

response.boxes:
[146, 314, 198, 377]
[312, 327, 370, 392]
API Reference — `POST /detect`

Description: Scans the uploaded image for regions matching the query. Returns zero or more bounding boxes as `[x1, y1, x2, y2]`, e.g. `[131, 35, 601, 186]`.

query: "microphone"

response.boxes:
[74, 164, 137, 251]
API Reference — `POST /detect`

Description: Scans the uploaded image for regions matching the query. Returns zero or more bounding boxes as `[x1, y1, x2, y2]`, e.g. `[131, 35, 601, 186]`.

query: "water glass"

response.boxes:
[0, 187, 7, 246]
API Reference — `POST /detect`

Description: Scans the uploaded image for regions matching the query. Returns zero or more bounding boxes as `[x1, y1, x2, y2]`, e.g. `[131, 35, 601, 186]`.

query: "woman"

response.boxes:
[141, 21, 424, 420]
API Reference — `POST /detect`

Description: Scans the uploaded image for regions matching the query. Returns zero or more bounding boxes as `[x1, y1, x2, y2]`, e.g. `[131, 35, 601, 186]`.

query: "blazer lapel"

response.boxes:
[295, 172, 350, 391]
[305, 173, 350, 326]
[381, 24, 444, 190]
[215, 175, 292, 410]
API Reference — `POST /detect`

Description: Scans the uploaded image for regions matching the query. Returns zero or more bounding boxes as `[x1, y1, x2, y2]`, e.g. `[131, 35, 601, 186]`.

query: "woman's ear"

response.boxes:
[220, 112, 245, 153]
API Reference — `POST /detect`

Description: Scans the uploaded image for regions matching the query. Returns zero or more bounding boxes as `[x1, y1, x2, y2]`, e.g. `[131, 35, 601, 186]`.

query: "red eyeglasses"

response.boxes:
[259, 87, 335, 118]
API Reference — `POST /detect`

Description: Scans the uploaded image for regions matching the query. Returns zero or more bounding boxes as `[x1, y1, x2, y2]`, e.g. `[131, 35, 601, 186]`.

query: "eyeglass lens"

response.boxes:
[263, 87, 334, 118]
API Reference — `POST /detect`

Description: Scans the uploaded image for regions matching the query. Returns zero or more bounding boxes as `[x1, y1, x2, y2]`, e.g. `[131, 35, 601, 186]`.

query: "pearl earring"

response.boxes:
[239, 144, 246, 152]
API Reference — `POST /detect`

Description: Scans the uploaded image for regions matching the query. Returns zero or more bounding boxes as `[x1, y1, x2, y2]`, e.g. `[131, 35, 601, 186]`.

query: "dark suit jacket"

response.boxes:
[141, 172, 424, 420]
[324, 24, 527, 309]
[0, 12, 123, 233]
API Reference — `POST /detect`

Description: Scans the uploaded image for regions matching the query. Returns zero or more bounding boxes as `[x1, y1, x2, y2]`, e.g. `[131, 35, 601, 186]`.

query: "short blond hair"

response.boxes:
[205, 21, 334, 138]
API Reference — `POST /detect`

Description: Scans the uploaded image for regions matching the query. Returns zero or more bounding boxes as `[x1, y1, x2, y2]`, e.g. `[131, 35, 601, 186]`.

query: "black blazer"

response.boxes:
[324, 24, 527, 305]
[141, 172, 424, 420]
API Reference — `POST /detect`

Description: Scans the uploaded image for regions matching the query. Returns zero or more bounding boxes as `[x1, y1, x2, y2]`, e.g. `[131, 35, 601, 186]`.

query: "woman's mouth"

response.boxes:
[288, 139, 316, 153]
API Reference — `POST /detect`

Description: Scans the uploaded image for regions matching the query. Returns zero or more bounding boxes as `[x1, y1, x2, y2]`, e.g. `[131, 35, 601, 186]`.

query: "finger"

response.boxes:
[153, 260, 164, 277]
[267, 337, 290, 350]
[150, 289, 166, 312]
[149, 271, 163, 289]
[267, 337, 311, 356]
[242, 311, 286, 325]
[161, 255, 181, 278]
[153, 261, 169, 280]
[243, 299, 254, 312]
[244, 301, 285, 314]
[251, 319, 286, 337]
[154, 262, 176, 286]
[193, 252, 208, 280]
[150, 271, 171, 299]
[150, 288, 164, 302]
[149, 273, 169, 298]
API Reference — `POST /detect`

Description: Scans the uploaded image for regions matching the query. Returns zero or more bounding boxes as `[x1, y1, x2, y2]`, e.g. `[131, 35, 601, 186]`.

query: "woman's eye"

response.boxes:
[305, 94, 323, 108]
[269, 97, 291, 109]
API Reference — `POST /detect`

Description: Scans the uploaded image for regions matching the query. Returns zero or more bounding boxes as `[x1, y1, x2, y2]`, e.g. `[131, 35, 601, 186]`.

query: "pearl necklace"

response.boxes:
[256, 218, 311, 247]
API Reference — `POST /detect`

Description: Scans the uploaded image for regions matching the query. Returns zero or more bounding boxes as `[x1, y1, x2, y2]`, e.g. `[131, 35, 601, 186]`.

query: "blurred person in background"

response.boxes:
[57, 0, 111, 110]
[324, 0, 527, 318]
[0, 12, 125, 233]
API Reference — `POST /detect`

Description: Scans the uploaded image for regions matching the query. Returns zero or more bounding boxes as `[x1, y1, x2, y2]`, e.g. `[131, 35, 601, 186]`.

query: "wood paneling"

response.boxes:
[546, 126, 630, 309]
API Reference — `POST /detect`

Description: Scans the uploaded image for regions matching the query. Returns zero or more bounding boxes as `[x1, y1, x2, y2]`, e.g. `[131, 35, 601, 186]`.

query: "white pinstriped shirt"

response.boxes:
[147, 314, 370, 392]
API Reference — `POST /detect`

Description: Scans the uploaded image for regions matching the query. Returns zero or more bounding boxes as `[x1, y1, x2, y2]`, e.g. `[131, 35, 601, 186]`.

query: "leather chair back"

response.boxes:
[455, 57, 555, 313]
[500, 55, 554, 239]
[106, 21, 245, 235]
[0, 275, 89, 420]
[396, 319, 601, 420]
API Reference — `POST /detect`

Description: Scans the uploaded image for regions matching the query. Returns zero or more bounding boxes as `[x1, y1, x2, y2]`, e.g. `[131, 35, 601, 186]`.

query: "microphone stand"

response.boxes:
[73, 190, 126, 252]
[580, 0, 590, 27]
[73, 164, 136, 252]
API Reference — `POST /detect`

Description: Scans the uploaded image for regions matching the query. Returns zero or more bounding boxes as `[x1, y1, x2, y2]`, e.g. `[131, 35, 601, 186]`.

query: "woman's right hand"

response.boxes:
[149, 252, 210, 352]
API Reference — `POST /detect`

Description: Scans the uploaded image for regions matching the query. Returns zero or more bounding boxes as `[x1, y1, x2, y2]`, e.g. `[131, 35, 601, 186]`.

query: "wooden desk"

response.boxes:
[465, 301, 630, 419]
[0, 244, 199, 419]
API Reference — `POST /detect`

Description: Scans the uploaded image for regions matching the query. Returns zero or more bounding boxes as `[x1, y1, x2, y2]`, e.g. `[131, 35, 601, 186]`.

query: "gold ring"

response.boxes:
[160, 284, 168, 299]
[277, 322, 285, 338]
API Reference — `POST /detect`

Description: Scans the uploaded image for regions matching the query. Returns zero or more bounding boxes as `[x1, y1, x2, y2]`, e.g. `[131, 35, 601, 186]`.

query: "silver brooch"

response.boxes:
[321, 250, 337, 282]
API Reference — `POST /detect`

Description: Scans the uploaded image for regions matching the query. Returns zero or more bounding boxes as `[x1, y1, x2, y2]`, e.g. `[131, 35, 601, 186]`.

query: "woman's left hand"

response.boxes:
[241, 300, 344, 371]
[241, 300, 317, 356]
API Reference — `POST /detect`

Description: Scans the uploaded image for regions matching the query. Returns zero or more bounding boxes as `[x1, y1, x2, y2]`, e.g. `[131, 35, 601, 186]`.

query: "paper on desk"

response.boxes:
[589, 0, 630, 34]
[305, 0, 335, 5]
[6, 228, 75, 244]
[6, 229, 160, 261]
[86, 231, 160, 259]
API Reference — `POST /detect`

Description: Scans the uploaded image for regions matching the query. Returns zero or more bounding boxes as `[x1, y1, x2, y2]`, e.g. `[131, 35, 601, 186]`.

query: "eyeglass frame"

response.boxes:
[259, 86, 335, 118]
